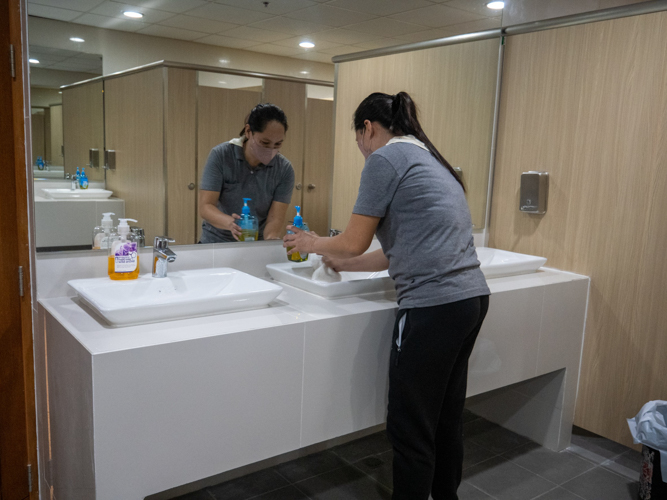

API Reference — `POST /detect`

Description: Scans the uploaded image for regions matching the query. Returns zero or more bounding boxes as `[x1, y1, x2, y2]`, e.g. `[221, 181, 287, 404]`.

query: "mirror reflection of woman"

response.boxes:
[284, 92, 491, 500]
[199, 103, 294, 243]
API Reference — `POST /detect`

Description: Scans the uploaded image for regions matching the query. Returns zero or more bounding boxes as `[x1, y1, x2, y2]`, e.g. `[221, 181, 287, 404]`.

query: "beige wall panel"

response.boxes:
[31, 112, 45, 163]
[196, 87, 261, 242]
[489, 12, 667, 447]
[50, 104, 63, 166]
[166, 68, 197, 245]
[303, 98, 334, 236]
[263, 80, 306, 225]
[332, 38, 499, 230]
[105, 68, 165, 242]
[44, 108, 52, 162]
[62, 81, 104, 181]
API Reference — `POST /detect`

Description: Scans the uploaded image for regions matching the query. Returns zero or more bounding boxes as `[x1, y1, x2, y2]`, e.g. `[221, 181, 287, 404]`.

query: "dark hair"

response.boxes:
[353, 91, 464, 191]
[239, 103, 288, 136]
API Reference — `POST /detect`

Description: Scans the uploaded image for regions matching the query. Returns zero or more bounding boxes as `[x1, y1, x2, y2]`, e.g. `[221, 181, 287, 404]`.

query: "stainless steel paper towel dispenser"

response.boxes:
[520, 171, 549, 214]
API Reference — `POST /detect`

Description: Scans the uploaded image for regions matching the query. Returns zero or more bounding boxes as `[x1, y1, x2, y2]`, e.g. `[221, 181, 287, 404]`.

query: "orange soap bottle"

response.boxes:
[108, 218, 140, 280]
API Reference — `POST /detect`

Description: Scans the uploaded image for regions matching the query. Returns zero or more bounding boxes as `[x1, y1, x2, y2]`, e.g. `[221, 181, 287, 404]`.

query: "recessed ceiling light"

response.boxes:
[300, 71, 309, 74]
[58, 91, 62, 94]
[29, 58, 39, 64]
[486, 1, 504, 9]
[299, 42, 315, 48]
[70, 37, 85, 42]
[123, 11, 143, 18]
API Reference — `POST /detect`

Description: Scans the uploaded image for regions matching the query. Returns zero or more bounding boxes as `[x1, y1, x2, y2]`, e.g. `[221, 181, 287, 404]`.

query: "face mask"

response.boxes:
[249, 133, 279, 165]
[357, 128, 372, 160]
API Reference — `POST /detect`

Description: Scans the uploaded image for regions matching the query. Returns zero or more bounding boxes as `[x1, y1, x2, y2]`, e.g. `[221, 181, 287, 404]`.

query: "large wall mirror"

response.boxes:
[27, 6, 500, 253]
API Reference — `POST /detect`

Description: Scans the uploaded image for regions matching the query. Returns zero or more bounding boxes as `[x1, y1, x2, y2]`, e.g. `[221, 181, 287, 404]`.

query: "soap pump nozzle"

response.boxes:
[117, 218, 137, 236]
[242, 198, 251, 217]
[101, 212, 115, 229]
[293, 206, 303, 229]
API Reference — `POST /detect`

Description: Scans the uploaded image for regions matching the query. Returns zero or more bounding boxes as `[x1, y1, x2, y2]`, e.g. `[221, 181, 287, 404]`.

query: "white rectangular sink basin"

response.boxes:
[68, 268, 283, 326]
[44, 188, 113, 200]
[267, 248, 546, 298]
[476, 247, 547, 279]
[266, 262, 393, 298]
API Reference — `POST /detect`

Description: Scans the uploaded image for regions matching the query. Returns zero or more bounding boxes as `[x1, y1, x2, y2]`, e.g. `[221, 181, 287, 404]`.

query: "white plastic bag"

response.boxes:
[628, 400, 667, 480]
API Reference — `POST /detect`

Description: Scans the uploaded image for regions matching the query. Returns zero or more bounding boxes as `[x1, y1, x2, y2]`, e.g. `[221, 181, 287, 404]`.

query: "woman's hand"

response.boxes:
[283, 226, 319, 255]
[321, 255, 349, 272]
[225, 213, 242, 241]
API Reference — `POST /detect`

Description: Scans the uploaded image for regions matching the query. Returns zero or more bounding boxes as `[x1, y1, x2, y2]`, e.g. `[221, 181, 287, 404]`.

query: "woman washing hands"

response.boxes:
[284, 91, 490, 500]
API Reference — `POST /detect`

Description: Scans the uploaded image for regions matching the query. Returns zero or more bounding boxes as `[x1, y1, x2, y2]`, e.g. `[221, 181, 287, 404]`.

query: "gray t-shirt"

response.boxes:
[199, 139, 295, 243]
[353, 141, 490, 309]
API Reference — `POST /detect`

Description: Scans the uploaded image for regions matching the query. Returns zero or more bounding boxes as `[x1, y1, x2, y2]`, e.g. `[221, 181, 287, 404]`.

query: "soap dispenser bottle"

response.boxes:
[286, 206, 310, 262]
[93, 212, 116, 250]
[73, 167, 80, 190]
[108, 218, 140, 280]
[79, 167, 89, 189]
[238, 197, 259, 241]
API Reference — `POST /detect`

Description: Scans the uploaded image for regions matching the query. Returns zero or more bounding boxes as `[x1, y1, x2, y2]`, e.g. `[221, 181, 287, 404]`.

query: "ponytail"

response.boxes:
[353, 91, 464, 191]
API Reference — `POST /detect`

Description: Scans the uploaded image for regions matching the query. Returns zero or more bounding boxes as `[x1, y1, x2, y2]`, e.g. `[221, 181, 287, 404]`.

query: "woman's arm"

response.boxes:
[198, 190, 242, 240]
[283, 213, 380, 259]
[263, 200, 289, 240]
[322, 248, 388, 272]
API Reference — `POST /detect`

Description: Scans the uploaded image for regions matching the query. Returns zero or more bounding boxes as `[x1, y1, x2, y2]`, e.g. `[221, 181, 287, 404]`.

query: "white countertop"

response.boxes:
[38, 267, 586, 357]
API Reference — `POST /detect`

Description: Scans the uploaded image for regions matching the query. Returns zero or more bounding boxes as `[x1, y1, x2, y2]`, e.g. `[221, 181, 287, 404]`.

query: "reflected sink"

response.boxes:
[68, 268, 283, 326]
[266, 262, 393, 298]
[44, 188, 113, 200]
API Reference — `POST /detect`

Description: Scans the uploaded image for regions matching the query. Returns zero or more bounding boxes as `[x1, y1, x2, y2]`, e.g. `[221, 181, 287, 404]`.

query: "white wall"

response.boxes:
[27, 17, 334, 83]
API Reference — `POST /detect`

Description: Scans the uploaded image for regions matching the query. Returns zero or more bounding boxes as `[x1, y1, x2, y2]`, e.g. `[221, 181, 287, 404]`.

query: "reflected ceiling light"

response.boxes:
[29, 58, 39, 64]
[219, 81, 227, 84]
[219, 59, 229, 64]
[58, 91, 62, 94]
[123, 10, 143, 18]
[299, 41, 315, 48]
[70, 37, 85, 42]
[300, 71, 309, 74]
[486, 1, 504, 9]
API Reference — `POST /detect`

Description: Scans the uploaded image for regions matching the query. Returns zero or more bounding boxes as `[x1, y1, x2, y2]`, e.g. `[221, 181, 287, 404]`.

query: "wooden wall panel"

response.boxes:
[31, 111, 45, 162]
[166, 68, 197, 245]
[303, 98, 333, 236]
[105, 68, 165, 242]
[332, 38, 499, 230]
[50, 104, 63, 166]
[263, 80, 306, 222]
[196, 86, 261, 241]
[62, 81, 104, 181]
[489, 12, 667, 447]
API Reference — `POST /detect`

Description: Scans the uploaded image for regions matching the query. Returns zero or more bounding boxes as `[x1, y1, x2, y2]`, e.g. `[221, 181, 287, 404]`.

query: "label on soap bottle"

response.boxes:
[114, 242, 138, 273]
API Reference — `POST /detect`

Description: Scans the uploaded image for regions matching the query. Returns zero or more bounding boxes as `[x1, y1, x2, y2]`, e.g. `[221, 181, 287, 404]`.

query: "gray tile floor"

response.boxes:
[172, 411, 641, 500]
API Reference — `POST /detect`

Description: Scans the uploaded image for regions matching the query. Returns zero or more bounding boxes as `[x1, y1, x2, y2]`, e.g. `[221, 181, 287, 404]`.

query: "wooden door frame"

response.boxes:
[0, 0, 39, 498]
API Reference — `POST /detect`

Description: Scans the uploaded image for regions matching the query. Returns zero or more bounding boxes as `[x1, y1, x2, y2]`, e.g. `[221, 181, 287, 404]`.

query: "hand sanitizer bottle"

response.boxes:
[108, 218, 140, 280]
[79, 167, 89, 189]
[238, 198, 259, 241]
[286, 206, 309, 262]
[92, 212, 115, 250]
[73, 167, 80, 190]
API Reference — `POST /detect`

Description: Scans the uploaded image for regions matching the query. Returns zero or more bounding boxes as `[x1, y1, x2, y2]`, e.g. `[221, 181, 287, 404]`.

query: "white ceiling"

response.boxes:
[29, 45, 103, 73]
[27, 0, 503, 64]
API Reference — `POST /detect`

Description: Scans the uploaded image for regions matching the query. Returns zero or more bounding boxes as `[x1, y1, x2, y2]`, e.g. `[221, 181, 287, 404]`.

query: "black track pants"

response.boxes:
[387, 295, 490, 500]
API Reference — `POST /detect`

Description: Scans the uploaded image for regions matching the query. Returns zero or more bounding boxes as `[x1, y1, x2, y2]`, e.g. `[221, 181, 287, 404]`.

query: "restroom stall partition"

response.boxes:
[196, 82, 262, 242]
[331, 38, 500, 231]
[62, 80, 104, 181]
[104, 68, 166, 244]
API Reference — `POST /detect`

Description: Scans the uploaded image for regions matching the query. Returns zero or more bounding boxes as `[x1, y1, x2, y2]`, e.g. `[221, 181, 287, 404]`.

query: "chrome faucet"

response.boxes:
[153, 236, 177, 278]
